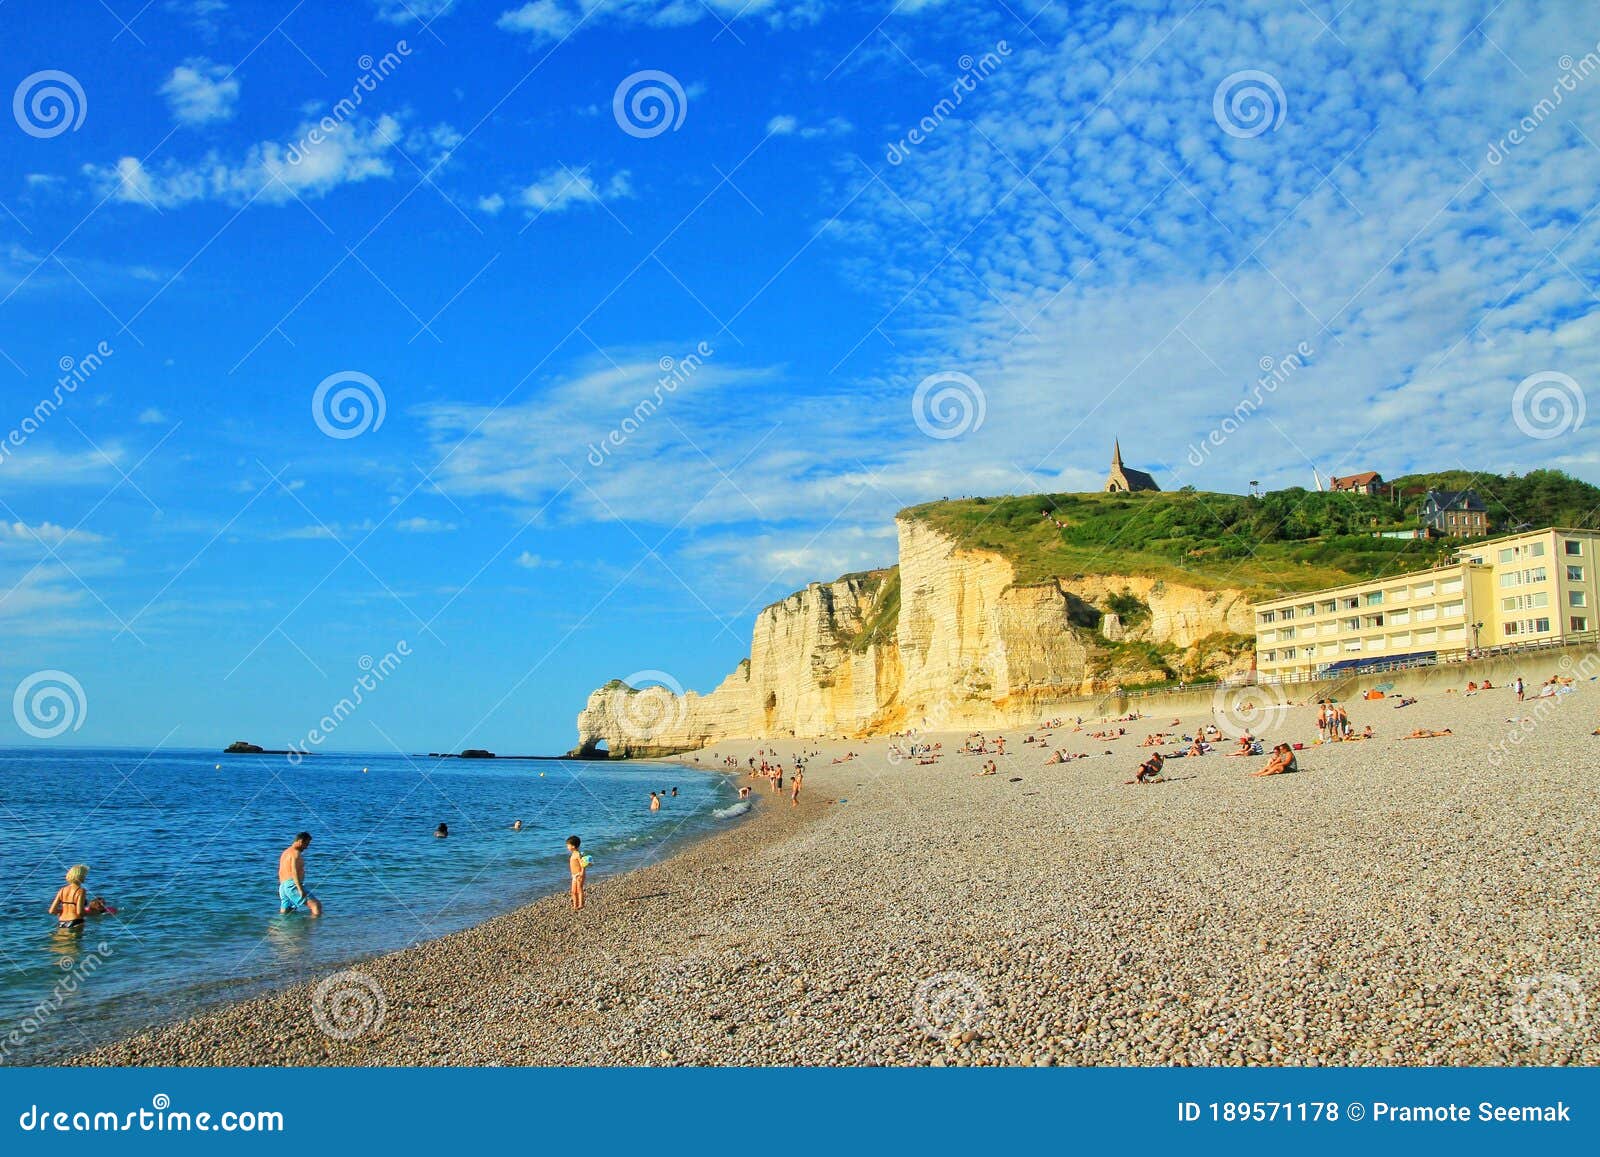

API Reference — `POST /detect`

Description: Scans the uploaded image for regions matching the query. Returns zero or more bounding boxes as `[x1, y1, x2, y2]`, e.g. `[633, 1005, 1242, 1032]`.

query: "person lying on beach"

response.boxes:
[1400, 728, 1453, 739]
[48, 865, 89, 930]
[1252, 744, 1298, 776]
[1394, 697, 1417, 708]
[1127, 753, 1165, 784]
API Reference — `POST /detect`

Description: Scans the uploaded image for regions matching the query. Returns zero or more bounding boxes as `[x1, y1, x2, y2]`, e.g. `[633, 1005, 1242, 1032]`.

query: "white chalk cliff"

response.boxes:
[572, 516, 1254, 756]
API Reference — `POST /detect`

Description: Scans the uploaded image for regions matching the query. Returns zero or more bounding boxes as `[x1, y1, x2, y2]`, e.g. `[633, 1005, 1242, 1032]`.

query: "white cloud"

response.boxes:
[497, 0, 574, 38]
[0, 445, 125, 485]
[478, 193, 506, 215]
[137, 407, 168, 424]
[496, 0, 821, 41]
[515, 551, 558, 568]
[514, 166, 632, 214]
[85, 114, 458, 209]
[160, 58, 240, 126]
[767, 113, 852, 138]
[0, 521, 107, 547]
[375, 0, 457, 23]
[395, 516, 457, 533]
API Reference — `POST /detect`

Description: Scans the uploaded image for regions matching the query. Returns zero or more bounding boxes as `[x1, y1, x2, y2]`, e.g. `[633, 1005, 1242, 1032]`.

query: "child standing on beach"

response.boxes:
[48, 865, 89, 930]
[567, 835, 587, 910]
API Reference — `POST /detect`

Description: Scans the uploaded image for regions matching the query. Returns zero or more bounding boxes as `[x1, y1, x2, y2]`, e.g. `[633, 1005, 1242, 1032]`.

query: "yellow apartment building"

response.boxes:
[1252, 527, 1600, 682]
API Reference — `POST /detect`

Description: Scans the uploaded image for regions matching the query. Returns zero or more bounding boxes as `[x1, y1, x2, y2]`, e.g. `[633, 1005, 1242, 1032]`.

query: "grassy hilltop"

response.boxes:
[900, 469, 1600, 597]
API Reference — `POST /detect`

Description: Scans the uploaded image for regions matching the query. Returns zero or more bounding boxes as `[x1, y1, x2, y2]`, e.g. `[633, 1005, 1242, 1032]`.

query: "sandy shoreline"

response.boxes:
[73, 681, 1599, 1066]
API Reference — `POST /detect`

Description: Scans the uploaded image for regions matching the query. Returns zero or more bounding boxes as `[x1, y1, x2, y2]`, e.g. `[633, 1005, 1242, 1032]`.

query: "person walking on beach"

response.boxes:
[790, 767, 803, 807]
[1515, 675, 1525, 701]
[278, 832, 322, 917]
[48, 864, 89, 931]
[567, 835, 587, 911]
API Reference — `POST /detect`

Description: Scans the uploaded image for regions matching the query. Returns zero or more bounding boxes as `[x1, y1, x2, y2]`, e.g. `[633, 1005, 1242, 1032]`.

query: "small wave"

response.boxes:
[712, 800, 751, 820]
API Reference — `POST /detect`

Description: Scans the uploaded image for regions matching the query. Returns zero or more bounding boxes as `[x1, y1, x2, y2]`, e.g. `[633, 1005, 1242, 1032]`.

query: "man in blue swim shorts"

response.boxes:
[277, 832, 322, 916]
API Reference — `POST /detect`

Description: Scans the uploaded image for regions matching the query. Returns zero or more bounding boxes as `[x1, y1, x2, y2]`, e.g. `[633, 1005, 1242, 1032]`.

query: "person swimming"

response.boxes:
[435, 823, 449, 838]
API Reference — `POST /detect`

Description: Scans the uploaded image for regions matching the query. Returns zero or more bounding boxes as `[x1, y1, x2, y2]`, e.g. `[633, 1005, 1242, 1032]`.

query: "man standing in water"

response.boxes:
[278, 832, 322, 917]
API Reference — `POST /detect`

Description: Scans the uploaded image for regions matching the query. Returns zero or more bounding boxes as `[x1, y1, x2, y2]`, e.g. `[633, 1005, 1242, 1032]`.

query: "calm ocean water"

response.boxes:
[0, 746, 739, 1063]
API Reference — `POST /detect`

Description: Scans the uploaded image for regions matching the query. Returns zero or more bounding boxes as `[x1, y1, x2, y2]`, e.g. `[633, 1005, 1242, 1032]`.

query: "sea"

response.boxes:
[0, 746, 741, 1064]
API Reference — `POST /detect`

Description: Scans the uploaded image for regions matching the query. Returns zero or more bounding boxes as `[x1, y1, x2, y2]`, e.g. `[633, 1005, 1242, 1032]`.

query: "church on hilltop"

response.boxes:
[1103, 439, 1160, 493]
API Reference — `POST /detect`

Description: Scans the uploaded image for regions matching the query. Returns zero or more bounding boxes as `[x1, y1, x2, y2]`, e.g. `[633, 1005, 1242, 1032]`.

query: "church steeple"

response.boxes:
[1112, 438, 1123, 469]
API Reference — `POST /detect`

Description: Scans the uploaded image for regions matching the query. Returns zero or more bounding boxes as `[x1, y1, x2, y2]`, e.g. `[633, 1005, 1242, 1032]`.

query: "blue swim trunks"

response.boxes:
[279, 879, 315, 912]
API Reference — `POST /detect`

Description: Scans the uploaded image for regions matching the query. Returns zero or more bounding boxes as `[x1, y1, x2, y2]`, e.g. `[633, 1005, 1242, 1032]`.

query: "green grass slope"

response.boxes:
[900, 470, 1600, 597]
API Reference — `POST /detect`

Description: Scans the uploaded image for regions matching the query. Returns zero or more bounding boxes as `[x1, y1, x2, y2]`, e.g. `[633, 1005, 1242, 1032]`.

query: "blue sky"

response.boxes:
[2, 0, 1598, 754]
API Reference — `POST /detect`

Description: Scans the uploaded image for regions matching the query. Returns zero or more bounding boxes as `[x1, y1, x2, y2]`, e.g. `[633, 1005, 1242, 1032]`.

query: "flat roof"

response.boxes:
[1253, 526, 1598, 611]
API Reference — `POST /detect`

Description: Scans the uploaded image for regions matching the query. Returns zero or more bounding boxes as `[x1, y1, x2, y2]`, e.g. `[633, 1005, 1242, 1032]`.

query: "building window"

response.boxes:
[1568, 565, 1585, 582]
[1498, 548, 1515, 564]
[1572, 590, 1588, 608]
[1528, 542, 1545, 557]
[1319, 600, 1336, 613]
[1565, 539, 1583, 556]
[1281, 607, 1295, 620]
[1572, 618, 1589, 633]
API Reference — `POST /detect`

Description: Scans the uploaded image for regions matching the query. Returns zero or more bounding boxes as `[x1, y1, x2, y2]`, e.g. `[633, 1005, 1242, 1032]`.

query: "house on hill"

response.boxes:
[1330, 470, 1383, 495]
[1104, 439, 1159, 493]
[1421, 489, 1490, 537]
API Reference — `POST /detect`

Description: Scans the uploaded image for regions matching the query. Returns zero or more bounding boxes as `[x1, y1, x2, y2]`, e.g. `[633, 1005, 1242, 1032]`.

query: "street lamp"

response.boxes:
[1472, 621, 1483, 654]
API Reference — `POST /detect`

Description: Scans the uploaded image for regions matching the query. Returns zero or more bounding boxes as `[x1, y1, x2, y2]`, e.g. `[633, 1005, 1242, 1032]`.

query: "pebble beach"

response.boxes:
[74, 682, 1599, 1067]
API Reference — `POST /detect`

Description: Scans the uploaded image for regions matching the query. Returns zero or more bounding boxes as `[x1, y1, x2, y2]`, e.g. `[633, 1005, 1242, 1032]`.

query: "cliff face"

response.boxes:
[571, 518, 1255, 754]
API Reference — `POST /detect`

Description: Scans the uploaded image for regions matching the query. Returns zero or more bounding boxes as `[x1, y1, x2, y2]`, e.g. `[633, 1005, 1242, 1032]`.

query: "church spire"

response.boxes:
[1112, 437, 1123, 469]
